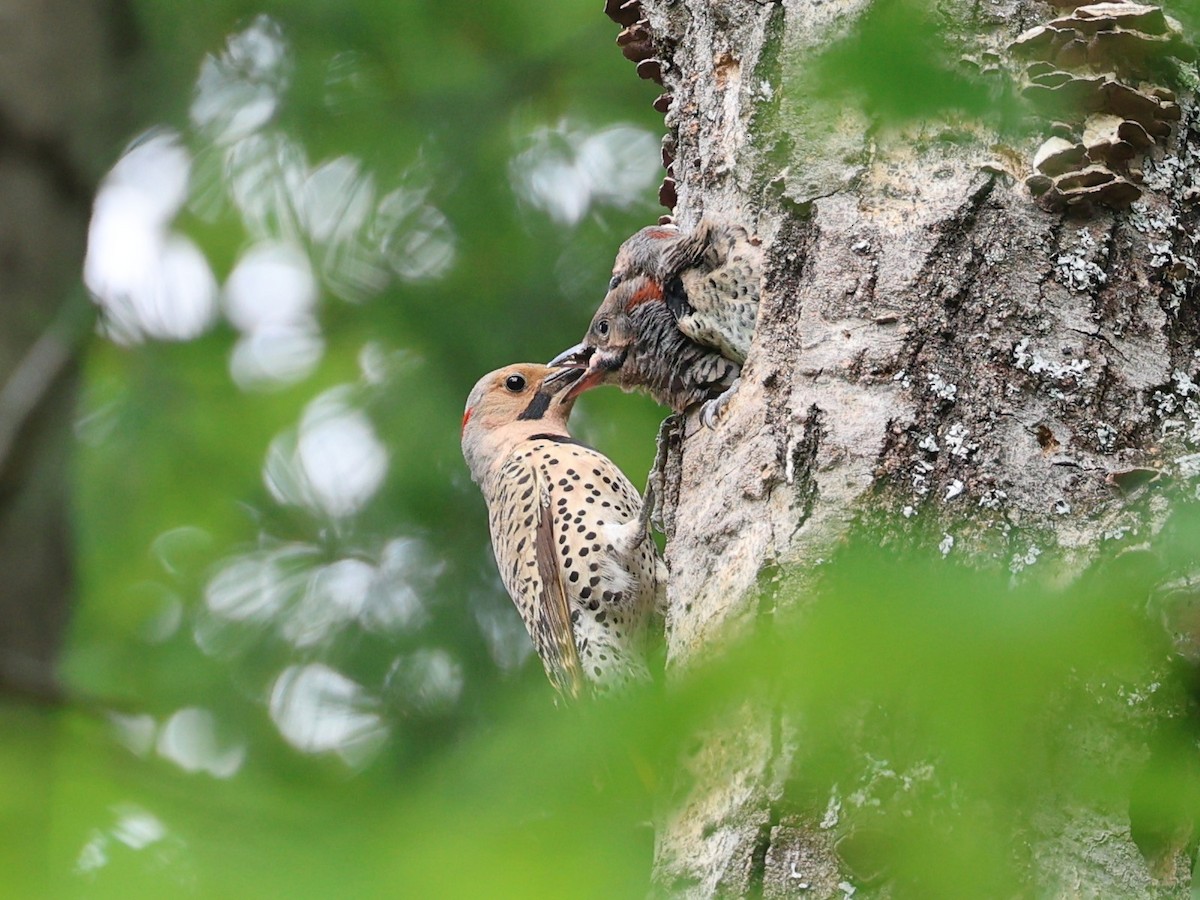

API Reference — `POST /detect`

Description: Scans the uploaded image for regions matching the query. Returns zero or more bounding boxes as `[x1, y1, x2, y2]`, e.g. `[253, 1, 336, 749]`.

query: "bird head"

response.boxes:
[461, 363, 585, 482]
[609, 224, 679, 288]
[548, 275, 664, 402]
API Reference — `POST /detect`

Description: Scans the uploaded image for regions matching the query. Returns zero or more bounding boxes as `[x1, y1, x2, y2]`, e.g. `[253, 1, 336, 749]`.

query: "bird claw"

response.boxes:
[699, 381, 738, 430]
[636, 480, 656, 544]
[642, 414, 681, 534]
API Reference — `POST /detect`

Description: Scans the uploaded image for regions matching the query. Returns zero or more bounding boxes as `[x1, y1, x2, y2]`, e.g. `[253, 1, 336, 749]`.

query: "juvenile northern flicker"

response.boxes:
[550, 219, 762, 422]
[461, 363, 661, 699]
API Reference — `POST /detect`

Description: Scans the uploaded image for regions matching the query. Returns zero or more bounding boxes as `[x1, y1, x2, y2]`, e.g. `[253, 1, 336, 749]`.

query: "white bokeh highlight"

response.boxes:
[198, 536, 436, 656]
[386, 648, 463, 715]
[263, 387, 388, 519]
[85, 131, 219, 344]
[88, 15, 457, 357]
[189, 15, 289, 144]
[510, 120, 660, 225]
[156, 707, 246, 779]
[283, 557, 375, 648]
[269, 663, 386, 763]
[224, 241, 323, 389]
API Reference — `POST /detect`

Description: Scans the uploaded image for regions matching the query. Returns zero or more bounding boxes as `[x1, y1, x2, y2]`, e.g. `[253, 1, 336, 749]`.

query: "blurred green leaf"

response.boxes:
[804, 0, 1023, 125]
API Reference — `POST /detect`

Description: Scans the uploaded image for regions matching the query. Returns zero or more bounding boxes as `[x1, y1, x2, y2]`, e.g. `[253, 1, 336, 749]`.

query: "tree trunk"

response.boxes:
[619, 0, 1200, 895]
[0, 0, 133, 698]
[0, 1, 132, 890]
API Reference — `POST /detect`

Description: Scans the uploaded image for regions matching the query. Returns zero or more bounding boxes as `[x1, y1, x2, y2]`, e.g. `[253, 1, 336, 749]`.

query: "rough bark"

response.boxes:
[625, 0, 1200, 895]
[0, 0, 133, 699]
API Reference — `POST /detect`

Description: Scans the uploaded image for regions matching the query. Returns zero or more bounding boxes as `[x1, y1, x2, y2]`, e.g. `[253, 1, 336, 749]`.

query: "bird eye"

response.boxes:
[596, 319, 610, 337]
[607, 275, 621, 291]
[504, 374, 526, 392]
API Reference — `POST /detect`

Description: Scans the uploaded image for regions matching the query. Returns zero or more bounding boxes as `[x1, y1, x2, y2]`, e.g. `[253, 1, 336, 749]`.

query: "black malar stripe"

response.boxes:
[517, 390, 552, 420]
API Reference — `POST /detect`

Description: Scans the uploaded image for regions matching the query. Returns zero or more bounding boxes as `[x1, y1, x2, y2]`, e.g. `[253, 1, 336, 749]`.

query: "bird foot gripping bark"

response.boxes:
[637, 477, 657, 545]
[698, 377, 741, 430]
[644, 413, 683, 535]
[644, 413, 681, 619]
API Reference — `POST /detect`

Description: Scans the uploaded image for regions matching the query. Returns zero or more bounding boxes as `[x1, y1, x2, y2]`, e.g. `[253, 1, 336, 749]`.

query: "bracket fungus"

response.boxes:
[1032, 136, 1089, 175]
[658, 176, 678, 209]
[603, 0, 677, 211]
[605, 0, 663, 89]
[1012, 3, 1193, 74]
[1011, 0, 1192, 210]
[603, 0, 642, 27]
[617, 22, 655, 65]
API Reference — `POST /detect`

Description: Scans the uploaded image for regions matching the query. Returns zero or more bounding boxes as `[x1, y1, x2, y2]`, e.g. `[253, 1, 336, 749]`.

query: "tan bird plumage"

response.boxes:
[461, 363, 661, 699]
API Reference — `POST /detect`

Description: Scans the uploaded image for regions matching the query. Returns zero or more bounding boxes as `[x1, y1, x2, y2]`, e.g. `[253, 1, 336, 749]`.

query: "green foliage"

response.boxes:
[805, 0, 1020, 125]
[763, 0, 1034, 193]
[6, 0, 1199, 896]
[31, 514, 1200, 896]
[32, 0, 672, 893]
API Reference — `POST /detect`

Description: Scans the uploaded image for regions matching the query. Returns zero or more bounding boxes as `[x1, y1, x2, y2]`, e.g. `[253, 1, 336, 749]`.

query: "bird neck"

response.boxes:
[629, 301, 701, 368]
[627, 301, 738, 410]
[470, 415, 572, 491]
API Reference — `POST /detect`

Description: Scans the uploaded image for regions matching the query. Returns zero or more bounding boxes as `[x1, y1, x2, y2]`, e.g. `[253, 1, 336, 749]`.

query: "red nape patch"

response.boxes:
[627, 279, 664, 308]
[461, 407, 473, 434]
[645, 228, 676, 240]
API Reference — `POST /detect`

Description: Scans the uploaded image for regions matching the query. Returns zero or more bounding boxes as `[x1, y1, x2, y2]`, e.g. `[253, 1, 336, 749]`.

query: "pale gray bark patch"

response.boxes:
[637, 0, 1200, 894]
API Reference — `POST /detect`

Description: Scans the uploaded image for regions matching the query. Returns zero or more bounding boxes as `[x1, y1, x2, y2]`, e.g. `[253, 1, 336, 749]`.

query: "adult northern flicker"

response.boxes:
[461, 363, 662, 699]
[550, 219, 762, 423]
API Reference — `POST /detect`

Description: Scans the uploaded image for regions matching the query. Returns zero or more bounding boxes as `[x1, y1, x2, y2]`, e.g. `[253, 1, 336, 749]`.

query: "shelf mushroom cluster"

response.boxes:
[604, 0, 677, 219]
[1011, 1, 1193, 208]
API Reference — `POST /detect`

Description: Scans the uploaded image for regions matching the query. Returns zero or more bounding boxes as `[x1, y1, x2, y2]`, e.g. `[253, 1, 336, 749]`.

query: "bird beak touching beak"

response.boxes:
[561, 363, 606, 403]
[548, 344, 605, 403]
[548, 343, 593, 368]
[542, 365, 586, 395]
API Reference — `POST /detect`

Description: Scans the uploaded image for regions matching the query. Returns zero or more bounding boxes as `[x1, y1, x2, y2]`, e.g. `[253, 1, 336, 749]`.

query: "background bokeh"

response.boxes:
[12, 2, 670, 895]
[6, 2, 1200, 897]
